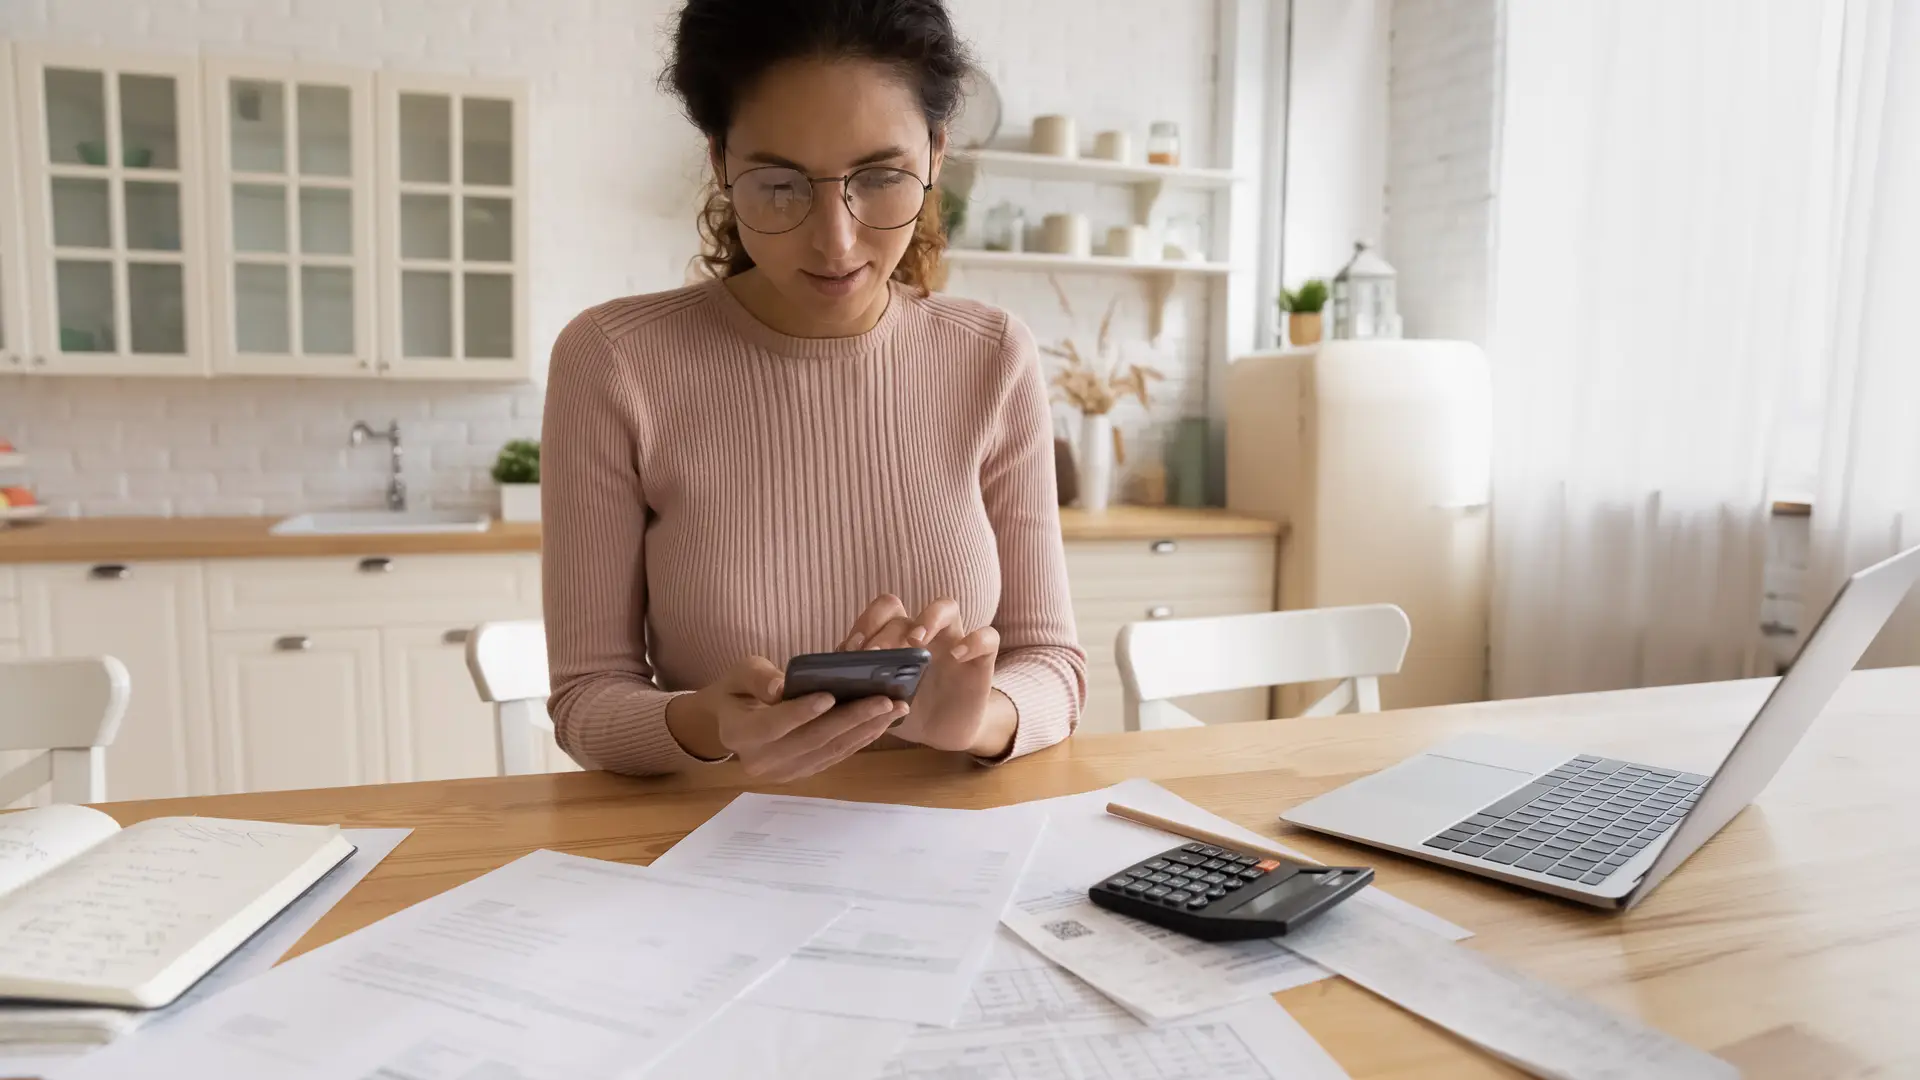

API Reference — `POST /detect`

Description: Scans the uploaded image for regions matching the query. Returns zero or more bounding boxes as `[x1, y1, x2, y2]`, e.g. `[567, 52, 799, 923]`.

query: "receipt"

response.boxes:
[1279, 904, 1737, 1080]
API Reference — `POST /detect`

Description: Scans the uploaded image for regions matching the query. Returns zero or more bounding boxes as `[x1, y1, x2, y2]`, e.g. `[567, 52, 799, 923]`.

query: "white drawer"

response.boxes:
[1064, 537, 1275, 603]
[0, 599, 17, 642]
[0, 565, 16, 601]
[207, 554, 541, 632]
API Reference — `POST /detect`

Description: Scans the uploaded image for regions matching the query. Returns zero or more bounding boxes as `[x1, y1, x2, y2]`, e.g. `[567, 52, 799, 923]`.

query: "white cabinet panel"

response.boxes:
[376, 71, 529, 380]
[13, 44, 209, 376]
[19, 561, 215, 801]
[209, 628, 383, 793]
[204, 58, 376, 377]
[1, 44, 29, 371]
[381, 626, 499, 782]
[206, 553, 539, 631]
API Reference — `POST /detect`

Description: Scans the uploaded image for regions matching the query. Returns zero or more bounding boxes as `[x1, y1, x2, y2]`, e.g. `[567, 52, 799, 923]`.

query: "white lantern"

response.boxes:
[1331, 241, 1402, 340]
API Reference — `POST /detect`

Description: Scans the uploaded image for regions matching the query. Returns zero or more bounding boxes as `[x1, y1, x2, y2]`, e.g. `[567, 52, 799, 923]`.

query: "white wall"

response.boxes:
[1385, 0, 1501, 344]
[1, 0, 1227, 516]
[1281, 0, 1389, 287]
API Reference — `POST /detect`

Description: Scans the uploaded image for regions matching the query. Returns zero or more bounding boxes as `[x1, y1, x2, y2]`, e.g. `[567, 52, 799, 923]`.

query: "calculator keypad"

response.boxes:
[1099, 843, 1288, 914]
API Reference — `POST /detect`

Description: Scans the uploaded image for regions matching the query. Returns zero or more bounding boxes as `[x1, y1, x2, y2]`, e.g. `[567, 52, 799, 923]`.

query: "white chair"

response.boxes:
[464, 619, 558, 776]
[0, 657, 131, 804]
[1116, 604, 1412, 731]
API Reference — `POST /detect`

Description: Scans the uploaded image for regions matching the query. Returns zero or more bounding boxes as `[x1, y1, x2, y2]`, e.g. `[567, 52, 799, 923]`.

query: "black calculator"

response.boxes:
[1089, 842, 1374, 941]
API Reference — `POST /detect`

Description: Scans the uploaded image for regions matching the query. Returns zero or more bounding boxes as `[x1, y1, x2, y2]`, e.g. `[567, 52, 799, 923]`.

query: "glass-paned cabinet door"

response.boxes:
[0, 43, 32, 375]
[13, 45, 207, 375]
[378, 73, 528, 380]
[205, 59, 374, 376]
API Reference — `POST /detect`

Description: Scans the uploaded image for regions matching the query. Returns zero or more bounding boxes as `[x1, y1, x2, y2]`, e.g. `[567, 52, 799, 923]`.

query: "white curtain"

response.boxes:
[1488, 1, 1840, 697]
[1805, 0, 1920, 667]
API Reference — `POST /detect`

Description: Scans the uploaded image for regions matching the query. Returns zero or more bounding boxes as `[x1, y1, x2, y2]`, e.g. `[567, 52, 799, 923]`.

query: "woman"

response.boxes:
[541, 0, 1086, 781]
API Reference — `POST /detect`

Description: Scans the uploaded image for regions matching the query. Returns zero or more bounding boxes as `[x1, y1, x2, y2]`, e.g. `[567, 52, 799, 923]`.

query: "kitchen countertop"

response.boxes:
[0, 506, 1280, 564]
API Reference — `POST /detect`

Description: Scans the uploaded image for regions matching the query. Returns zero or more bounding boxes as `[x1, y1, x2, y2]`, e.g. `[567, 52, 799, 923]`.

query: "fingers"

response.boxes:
[864, 615, 916, 651]
[724, 692, 837, 753]
[904, 598, 961, 648]
[740, 697, 904, 782]
[840, 594, 908, 650]
[756, 707, 902, 783]
[948, 625, 1002, 663]
[720, 655, 787, 704]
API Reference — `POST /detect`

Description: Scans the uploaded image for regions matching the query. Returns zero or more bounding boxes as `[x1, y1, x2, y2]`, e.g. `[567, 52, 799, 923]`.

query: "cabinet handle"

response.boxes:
[3, 353, 17, 366]
[443, 628, 471, 645]
[88, 564, 130, 580]
[1147, 605, 1174, 620]
[31, 355, 46, 367]
[358, 557, 394, 573]
[1150, 540, 1178, 554]
[275, 635, 313, 652]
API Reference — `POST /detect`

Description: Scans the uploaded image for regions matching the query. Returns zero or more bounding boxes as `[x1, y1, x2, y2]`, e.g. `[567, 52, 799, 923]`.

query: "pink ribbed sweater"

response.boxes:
[540, 277, 1087, 776]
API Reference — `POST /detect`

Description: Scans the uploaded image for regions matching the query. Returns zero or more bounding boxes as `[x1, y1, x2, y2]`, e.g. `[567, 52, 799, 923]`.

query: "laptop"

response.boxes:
[1281, 541, 1920, 909]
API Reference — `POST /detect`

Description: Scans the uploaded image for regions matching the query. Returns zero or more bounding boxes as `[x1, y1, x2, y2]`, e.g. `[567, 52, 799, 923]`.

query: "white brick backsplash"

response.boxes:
[0, 0, 1226, 517]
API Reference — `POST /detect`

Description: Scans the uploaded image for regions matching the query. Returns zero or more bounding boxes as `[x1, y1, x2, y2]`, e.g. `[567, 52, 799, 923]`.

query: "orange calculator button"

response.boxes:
[1255, 859, 1282, 872]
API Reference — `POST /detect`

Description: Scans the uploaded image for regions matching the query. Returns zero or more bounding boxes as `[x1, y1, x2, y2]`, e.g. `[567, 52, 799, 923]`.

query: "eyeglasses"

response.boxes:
[723, 142, 934, 234]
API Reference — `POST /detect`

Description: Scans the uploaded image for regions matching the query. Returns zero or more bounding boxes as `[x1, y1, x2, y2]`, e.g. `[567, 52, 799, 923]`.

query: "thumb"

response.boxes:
[722, 655, 786, 704]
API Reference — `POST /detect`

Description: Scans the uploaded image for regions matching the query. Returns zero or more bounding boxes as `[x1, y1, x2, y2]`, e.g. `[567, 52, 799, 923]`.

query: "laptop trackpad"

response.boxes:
[1393, 754, 1536, 819]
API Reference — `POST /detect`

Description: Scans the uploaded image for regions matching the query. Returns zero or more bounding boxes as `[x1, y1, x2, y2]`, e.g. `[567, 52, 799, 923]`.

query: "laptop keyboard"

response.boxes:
[1422, 755, 1708, 886]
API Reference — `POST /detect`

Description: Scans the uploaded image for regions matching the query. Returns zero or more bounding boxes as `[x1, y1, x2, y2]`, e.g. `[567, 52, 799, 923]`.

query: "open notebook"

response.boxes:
[0, 804, 354, 1009]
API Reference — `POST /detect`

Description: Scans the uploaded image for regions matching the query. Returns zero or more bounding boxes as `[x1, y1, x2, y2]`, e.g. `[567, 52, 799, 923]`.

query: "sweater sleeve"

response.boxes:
[980, 315, 1089, 760]
[541, 312, 714, 776]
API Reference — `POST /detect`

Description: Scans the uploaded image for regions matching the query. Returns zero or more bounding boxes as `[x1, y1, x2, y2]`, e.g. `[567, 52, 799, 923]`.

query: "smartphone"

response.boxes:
[781, 648, 931, 703]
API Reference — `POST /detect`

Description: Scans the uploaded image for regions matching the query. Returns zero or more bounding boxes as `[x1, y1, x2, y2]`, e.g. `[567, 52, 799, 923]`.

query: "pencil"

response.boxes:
[1104, 802, 1322, 868]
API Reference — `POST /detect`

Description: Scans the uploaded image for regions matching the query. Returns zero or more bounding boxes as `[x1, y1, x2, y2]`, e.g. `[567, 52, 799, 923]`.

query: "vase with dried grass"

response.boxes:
[1042, 282, 1164, 513]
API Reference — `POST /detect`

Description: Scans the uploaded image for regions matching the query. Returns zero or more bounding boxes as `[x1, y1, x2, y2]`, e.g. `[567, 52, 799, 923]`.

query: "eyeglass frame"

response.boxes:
[720, 137, 937, 235]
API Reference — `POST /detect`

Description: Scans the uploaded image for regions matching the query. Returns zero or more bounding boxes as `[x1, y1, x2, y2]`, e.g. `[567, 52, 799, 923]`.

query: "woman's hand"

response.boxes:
[840, 595, 1017, 757]
[665, 656, 906, 782]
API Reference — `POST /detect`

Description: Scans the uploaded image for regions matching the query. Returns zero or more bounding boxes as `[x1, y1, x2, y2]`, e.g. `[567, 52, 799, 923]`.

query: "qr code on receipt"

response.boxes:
[1043, 919, 1095, 942]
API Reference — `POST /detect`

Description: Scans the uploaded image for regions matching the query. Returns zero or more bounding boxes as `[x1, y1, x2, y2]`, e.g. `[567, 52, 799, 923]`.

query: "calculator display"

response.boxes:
[1230, 873, 1332, 917]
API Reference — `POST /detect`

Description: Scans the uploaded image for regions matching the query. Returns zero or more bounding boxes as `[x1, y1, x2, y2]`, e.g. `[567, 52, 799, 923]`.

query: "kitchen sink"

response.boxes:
[269, 510, 492, 536]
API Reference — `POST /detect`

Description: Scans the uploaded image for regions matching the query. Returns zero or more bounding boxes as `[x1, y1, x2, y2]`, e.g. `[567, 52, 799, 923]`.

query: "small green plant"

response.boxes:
[490, 439, 540, 485]
[1278, 279, 1329, 314]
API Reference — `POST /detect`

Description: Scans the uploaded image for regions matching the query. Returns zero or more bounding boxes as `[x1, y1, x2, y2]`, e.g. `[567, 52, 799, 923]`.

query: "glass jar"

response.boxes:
[1147, 122, 1181, 166]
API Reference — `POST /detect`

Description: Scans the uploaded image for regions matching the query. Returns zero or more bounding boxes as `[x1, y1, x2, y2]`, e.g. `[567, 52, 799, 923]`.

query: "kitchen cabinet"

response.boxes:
[376, 71, 529, 379]
[209, 629, 384, 793]
[381, 626, 502, 782]
[12, 43, 210, 376]
[1066, 535, 1277, 734]
[17, 561, 216, 801]
[0, 39, 529, 382]
[203, 57, 377, 377]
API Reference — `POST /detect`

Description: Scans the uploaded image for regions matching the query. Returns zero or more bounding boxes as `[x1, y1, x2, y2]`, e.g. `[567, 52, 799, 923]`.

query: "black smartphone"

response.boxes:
[781, 648, 931, 703]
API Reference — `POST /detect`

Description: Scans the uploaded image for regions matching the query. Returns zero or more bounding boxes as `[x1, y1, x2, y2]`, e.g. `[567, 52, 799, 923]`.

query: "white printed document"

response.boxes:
[877, 929, 1349, 1080]
[1278, 903, 1737, 1080]
[648, 793, 1046, 1025]
[48, 849, 849, 1080]
[999, 779, 1469, 1024]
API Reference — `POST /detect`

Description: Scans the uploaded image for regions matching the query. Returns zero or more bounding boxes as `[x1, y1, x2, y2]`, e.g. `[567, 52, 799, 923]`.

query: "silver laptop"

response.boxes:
[1282, 542, 1920, 909]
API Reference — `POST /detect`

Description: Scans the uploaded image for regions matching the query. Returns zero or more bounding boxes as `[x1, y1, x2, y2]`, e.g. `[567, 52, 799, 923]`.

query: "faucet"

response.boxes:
[349, 420, 406, 511]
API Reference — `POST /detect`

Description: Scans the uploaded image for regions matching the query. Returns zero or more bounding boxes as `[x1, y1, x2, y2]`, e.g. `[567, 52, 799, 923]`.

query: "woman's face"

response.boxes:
[720, 58, 940, 332]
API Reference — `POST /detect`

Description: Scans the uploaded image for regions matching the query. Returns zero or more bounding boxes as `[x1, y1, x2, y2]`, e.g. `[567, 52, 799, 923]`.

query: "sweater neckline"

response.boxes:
[704, 276, 906, 360]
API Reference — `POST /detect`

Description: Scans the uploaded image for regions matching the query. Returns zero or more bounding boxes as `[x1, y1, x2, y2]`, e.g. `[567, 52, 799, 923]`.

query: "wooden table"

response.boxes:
[89, 667, 1920, 1079]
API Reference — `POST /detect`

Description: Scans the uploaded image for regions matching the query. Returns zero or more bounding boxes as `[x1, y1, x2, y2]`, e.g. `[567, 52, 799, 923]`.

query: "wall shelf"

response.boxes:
[945, 249, 1231, 275]
[950, 149, 1242, 225]
[0, 453, 25, 471]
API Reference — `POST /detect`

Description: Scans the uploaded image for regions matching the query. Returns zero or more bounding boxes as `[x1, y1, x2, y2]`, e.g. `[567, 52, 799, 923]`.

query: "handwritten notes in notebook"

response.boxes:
[0, 806, 120, 900]
[0, 817, 340, 998]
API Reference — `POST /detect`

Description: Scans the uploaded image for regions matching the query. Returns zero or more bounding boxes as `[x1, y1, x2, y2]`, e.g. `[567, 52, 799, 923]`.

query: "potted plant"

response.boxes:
[1042, 287, 1163, 513]
[491, 439, 541, 523]
[1279, 279, 1329, 346]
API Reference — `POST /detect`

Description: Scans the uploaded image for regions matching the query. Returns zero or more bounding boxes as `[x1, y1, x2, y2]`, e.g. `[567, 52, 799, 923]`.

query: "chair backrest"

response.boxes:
[1116, 604, 1411, 730]
[464, 620, 554, 776]
[0, 656, 131, 804]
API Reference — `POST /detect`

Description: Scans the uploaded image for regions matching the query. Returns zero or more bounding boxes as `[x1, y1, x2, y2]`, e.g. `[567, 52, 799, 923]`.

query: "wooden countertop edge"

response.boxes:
[0, 507, 1281, 564]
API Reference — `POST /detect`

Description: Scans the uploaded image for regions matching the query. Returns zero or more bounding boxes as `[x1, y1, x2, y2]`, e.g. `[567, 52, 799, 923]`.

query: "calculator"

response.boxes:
[1089, 842, 1374, 941]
